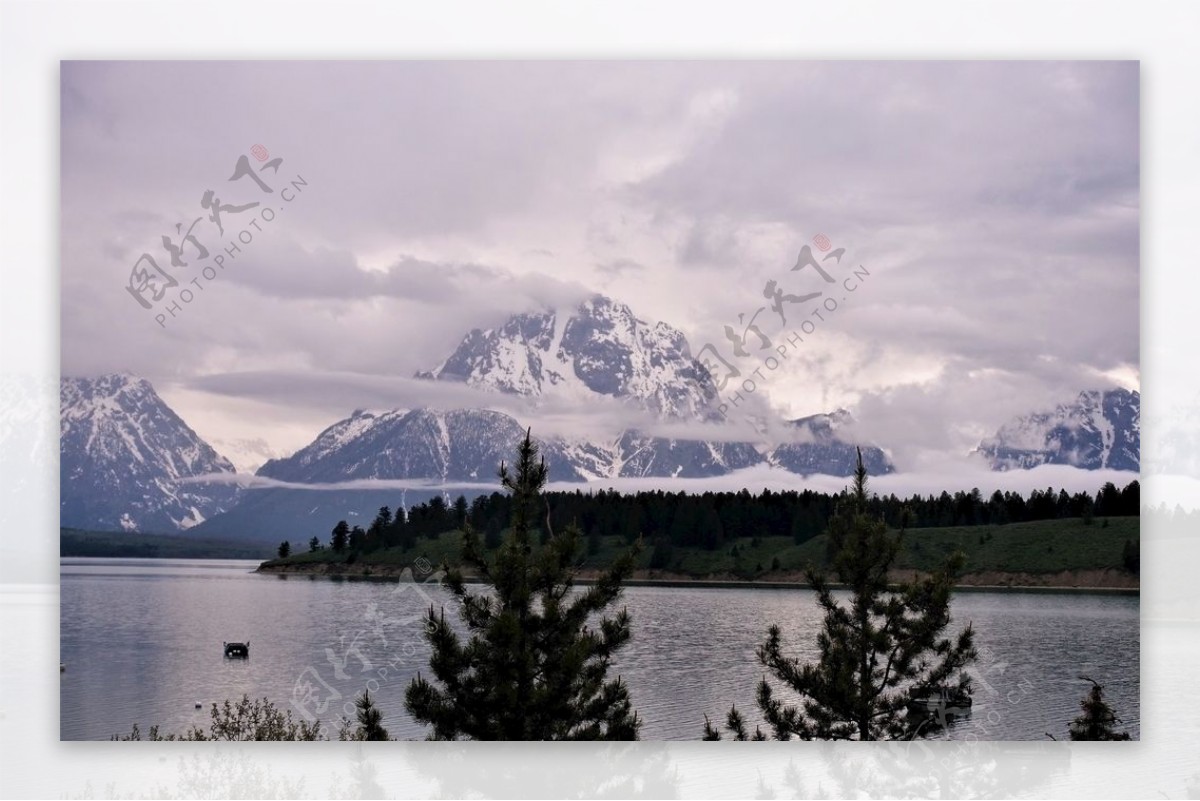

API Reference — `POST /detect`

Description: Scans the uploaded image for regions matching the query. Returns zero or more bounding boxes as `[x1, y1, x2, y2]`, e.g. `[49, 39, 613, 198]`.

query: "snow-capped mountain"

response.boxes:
[252, 296, 893, 491]
[408, 294, 893, 478]
[192, 410, 896, 542]
[258, 407, 587, 483]
[770, 411, 895, 477]
[416, 295, 719, 419]
[253, 297, 892, 491]
[976, 388, 1140, 471]
[60, 374, 239, 532]
[256, 407, 767, 483]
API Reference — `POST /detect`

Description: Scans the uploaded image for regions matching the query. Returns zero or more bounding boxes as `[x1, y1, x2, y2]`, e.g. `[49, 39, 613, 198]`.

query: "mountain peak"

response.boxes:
[60, 374, 238, 532]
[62, 371, 150, 396]
[772, 409, 894, 476]
[416, 294, 717, 419]
[977, 387, 1139, 471]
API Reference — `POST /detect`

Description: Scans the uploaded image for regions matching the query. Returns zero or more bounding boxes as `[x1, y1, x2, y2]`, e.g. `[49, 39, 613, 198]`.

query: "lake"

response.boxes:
[59, 558, 1139, 741]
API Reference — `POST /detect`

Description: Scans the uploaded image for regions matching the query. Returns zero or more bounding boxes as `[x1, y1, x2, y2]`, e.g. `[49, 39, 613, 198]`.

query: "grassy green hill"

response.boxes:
[261, 516, 1139, 585]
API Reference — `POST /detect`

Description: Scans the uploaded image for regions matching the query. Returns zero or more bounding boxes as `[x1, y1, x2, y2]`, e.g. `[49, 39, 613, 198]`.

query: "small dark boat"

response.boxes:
[907, 686, 972, 717]
[223, 641, 249, 658]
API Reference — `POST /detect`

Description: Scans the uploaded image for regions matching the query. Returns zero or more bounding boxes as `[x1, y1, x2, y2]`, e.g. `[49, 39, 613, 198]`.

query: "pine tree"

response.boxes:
[405, 429, 641, 740]
[277, 541, 290, 559]
[374, 505, 393, 529]
[308, 536, 321, 553]
[1068, 677, 1131, 740]
[340, 690, 390, 741]
[704, 449, 976, 741]
[1096, 482, 1122, 516]
[331, 520, 350, 553]
[453, 495, 469, 529]
[427, 496, 450, 538]
[387, 506, 408, 548]
[367, 506, 392, 551]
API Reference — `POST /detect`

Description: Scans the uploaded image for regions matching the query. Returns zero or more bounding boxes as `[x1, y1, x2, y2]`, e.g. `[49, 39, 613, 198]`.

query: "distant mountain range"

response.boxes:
[58, 296, 1138, 539]
[255, 406, 883, 486]
[976, 388, 1140, 472]
[258, 296, 894, 487]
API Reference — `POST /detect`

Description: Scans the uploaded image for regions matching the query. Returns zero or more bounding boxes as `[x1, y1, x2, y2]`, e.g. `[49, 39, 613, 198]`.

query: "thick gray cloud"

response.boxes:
[60, 61, 1138, 465]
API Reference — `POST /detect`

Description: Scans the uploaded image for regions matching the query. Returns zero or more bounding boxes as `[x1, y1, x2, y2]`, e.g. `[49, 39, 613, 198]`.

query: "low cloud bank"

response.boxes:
[186, 463, 1139, 502]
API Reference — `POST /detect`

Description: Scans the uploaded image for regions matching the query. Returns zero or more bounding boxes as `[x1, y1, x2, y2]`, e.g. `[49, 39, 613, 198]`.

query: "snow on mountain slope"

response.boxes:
[256, 404, 896, 487]
[258, 408, 590, 484]
[769, 410, 895, 477]
[976, 388, 1140, 471]
[60, 374, 239, 532]
[417, 295, 719, 419]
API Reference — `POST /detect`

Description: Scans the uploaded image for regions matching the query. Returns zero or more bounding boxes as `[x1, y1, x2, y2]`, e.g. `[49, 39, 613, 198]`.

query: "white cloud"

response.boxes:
[186, 463, 1138, 505]
[61, 62, 1138, 464]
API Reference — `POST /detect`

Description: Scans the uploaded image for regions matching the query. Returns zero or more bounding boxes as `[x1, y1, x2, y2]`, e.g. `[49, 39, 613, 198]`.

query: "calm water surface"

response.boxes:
[60, 558, 1139, 741]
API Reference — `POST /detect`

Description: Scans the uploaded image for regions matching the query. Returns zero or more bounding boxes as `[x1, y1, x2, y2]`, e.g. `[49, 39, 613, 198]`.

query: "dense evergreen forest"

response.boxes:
[315, 480, 1140, 558]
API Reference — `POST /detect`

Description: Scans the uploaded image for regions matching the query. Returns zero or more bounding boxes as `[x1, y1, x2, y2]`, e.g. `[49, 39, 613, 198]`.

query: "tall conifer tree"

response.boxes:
[705, 449, 976, 741]
[406, 429, 641, 740]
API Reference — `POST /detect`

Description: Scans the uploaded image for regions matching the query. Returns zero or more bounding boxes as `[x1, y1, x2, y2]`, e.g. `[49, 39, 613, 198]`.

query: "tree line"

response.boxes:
[296, 478, 1140, 559]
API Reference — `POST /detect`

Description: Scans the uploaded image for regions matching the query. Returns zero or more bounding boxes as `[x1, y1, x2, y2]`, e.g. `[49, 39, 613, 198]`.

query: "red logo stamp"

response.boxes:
[813, 233, 832, 252]
[251, 144, 269, 162]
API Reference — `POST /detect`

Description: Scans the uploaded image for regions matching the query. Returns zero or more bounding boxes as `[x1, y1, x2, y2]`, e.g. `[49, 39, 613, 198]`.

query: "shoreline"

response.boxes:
[254, 562, 1139, 595]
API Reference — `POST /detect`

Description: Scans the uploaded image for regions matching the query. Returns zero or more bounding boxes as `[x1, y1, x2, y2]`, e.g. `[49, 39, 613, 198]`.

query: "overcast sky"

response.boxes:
[60, 61, 1139, 472]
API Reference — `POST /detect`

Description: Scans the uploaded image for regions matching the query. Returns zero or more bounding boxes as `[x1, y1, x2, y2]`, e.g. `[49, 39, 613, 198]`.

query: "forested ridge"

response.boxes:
[303, 480, 1139, 556]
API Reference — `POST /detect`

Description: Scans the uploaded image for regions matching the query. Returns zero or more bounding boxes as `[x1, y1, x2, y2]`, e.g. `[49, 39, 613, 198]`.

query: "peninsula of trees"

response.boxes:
[262, 480, 1140, 589]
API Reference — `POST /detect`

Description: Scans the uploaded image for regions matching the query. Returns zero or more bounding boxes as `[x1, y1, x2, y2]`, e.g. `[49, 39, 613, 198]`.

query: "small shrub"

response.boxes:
[115, 695, 325, 741]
